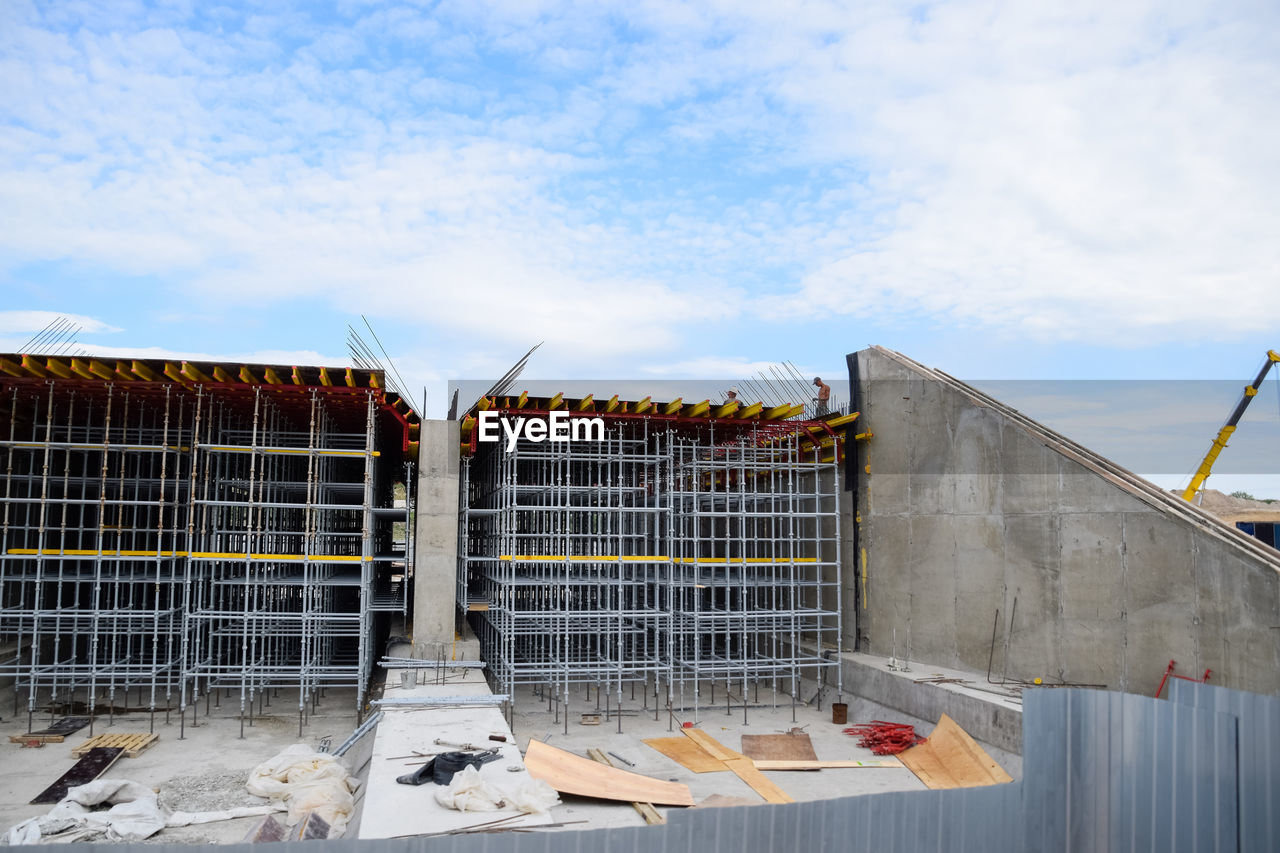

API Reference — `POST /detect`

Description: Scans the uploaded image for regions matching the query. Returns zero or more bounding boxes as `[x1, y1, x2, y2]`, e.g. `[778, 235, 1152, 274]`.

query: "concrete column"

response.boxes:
[412, 419, 459, 655]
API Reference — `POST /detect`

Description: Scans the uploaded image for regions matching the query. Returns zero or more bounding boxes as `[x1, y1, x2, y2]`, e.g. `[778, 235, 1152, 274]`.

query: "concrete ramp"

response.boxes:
[851, 345, 1280, 695]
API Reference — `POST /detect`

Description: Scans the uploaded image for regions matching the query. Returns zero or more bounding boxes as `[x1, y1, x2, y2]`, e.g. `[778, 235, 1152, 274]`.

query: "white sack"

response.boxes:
[433, 765, 560, 814]
[246, 743, 357, 836]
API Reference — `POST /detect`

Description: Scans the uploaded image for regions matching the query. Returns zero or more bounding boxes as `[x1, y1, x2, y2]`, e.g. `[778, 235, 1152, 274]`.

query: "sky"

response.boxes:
[2, 1, 1278, 493]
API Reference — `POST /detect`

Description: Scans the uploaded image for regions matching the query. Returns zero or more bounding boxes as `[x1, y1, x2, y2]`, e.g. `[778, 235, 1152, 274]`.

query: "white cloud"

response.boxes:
[0, 310, 121, 335]
[1, 0, 1277, 360]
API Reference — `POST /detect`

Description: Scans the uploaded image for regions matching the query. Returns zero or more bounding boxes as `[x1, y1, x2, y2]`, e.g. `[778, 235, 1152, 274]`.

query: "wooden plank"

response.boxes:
[587, 748, 665, 825]
[681, 728, 743, 761]
[751, 759, 903, 770]
[680, 729, 793, 804]
[30, 747, 124, 804]
[9, 716, 90, 744]
[524, 739, 694, 806]
[897, 714, 1014, 790]
[740, 733, 818, 762]
[72, 732, 158, 758]
[642, 737, 727, 773]
[723, 758, 794, 804]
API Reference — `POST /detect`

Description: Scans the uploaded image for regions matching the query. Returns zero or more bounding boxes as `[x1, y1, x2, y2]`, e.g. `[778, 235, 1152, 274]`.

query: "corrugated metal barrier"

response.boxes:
[31, 683, 1275, 853]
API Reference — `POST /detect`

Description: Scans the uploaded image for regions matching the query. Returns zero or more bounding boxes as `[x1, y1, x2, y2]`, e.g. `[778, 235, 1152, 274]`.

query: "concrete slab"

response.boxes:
[357, 665, 551, 839]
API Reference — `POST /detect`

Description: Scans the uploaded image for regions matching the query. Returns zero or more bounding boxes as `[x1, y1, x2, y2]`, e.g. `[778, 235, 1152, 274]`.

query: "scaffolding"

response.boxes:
[460, 411, 842, 728]
[0, 357, 416, 736]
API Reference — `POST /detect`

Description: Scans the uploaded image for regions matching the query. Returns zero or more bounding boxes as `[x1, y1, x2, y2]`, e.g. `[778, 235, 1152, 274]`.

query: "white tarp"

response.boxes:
[5, 743, 358, 844]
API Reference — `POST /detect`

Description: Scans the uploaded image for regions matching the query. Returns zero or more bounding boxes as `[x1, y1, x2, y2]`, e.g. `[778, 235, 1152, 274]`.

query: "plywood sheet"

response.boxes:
[30, 747, 124, 804]
[679, 729, 793, 804]
[524, 739, 694, 806]
[897, 714, 1014, 790]
[643, 737, 727, 773]
[751, 759, 903, 770]
[588, 748, 665, 825]
[740, 733, 817, 762]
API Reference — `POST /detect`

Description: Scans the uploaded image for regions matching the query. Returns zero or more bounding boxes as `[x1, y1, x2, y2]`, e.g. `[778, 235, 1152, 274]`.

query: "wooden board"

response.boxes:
[740, 733, 818, 762]
[642, 737, 727, 773]
[897, 714, 1013, 790]
[680, 729, 793, 804]
[72, 732, 159, 758]
[524, 739, 694, 806]
[30, 747, 124, 804]
[9, 716, 91, 744]
[587, 748, 665, 825]
[751, 759, 903, 770]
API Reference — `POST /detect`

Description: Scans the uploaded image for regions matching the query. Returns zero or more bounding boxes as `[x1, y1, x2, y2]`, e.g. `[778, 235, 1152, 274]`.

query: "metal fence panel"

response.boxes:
[1022, 688, 1238, 853]
[1168, 678, 1280, 853]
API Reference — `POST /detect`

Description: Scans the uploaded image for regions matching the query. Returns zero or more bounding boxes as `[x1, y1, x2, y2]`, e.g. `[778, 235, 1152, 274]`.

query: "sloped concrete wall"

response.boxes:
[850, 346, 1280, 695]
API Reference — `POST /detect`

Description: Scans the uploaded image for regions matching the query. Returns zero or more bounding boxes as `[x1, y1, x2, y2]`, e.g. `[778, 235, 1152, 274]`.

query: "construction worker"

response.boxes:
[812, 377, 831, 416]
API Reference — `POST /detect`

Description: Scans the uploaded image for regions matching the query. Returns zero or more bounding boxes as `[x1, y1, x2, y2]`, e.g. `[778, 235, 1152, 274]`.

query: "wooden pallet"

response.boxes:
[72, 732, 158, 758]
[9, 716, 91, 744]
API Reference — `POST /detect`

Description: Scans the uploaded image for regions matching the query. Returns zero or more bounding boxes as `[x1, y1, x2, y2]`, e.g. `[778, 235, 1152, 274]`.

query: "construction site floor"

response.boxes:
[500, 680, 1022, 831]
[0, 685, 361, 844]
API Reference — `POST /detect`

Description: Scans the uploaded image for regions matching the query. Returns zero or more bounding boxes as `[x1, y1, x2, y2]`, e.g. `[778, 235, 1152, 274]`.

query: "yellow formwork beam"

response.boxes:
[1, 357, 24, 377]
[824, 411, 859, 428]
[517, 391, 529, 408]
[737, 401, 763, 419]
[633, 396, 652, 414]
[291, 366, 305, 385]
[344, 367, 356, 387]
[212, 365, 234, 383]
[712, 401, 740, 419]
[662, 398, 683, 415]
[684, 400, 710, 418]
[85, 359, 115, 381]
[113, 361, 136, 381]
[263, 367, 283, 385]
[604, 395, 619, 413]
[45, 357, 72, 379]
[132, 360, 162, 381]
[239, 365, 261, 384]
[21, 355, 48, 377]
[319, 367, 333, 387]
[368, 372, 381, 389]
[577, 394, 595, 412]
[548, 392, 564, 410]
[182, 362, 213, 384]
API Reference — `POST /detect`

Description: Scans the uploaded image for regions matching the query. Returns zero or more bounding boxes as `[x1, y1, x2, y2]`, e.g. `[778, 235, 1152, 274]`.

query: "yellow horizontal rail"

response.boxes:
[8, 548, 369, 561]
[496, 554, 818, 564]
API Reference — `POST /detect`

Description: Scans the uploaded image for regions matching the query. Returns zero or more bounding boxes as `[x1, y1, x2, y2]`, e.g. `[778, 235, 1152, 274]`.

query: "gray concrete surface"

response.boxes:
[505, 678, 1020, 830]
[413, 418, 461, 654]
[0, 685, 361, 844]
[848, 346, 1280, 695]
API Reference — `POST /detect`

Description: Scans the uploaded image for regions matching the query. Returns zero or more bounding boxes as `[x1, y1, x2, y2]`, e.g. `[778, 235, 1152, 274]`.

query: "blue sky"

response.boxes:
[2, 1, 1278, 491]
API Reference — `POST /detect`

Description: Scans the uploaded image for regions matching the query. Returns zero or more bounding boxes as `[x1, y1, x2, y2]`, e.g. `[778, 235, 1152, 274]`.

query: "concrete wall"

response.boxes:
[849, 346, 1280, 695]
[412, 419, 460, 655]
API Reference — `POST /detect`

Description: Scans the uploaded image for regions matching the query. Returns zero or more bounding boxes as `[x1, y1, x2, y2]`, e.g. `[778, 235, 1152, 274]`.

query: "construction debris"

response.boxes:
[896, 715, 1013, 790]
[843, 721, 927, 755]
[523, 739, 694, 807]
